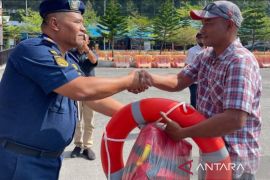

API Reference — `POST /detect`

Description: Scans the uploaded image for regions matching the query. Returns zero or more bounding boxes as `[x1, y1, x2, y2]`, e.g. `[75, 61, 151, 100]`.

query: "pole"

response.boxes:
[0, 0, 3, 51]
[25, 0, 28, 16]
[103, 0, 106, 50]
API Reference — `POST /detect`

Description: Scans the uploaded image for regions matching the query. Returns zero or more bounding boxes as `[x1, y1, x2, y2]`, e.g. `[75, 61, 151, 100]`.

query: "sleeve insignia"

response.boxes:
[54, 56, 69, 67]
[72, 63, 79, 70]
[72, 63, 83, 76]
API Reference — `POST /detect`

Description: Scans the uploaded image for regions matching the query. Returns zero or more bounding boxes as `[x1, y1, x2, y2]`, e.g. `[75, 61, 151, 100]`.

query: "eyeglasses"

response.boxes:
[203, 3, 231, 19]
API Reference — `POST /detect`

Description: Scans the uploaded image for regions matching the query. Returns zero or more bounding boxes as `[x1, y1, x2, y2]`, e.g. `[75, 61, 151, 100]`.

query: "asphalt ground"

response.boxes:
[0, 66, 269, 180]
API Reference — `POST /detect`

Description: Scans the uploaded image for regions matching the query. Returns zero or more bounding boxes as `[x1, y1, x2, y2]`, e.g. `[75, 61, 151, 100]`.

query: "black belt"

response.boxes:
[0, 139, 63, 158]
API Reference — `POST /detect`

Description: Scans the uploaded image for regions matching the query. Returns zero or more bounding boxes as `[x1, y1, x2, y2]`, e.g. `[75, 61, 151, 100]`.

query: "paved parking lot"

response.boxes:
[0, 67, 269, 180]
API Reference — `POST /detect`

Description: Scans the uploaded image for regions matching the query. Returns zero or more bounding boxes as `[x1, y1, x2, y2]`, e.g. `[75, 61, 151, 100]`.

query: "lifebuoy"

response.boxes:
[101, 98, 232, 180]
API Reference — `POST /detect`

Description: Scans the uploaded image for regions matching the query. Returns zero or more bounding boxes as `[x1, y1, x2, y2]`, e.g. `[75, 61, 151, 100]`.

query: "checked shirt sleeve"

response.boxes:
[223, 55, 260, 114]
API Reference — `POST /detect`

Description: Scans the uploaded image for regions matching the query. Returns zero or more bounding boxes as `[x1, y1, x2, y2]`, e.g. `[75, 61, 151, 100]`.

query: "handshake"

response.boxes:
[127, 70, 153, 94]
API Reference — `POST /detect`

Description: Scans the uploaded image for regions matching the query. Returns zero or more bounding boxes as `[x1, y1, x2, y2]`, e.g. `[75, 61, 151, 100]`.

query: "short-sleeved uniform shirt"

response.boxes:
[181, 39, 262, 177]
[0, 34, 81, 152]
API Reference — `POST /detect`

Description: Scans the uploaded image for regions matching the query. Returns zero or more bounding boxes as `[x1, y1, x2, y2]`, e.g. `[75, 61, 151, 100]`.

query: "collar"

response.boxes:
[41, 34, 66, 57]
[209, 38, 242, 61]
[41, 34, 57, 45]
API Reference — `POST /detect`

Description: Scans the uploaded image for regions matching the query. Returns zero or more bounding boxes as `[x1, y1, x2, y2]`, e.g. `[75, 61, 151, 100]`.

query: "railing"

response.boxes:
[0, 48, 14, 66]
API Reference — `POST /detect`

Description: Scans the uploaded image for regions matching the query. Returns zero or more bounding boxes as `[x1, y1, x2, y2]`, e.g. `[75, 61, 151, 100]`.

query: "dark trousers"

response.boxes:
[0, 146, 61, 180]
[188, 84, 197, 108]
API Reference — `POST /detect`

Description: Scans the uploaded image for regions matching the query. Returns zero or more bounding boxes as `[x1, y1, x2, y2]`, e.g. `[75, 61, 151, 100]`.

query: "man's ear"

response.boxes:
[48, 16, 60, 31]
[227, 20, 234, 30]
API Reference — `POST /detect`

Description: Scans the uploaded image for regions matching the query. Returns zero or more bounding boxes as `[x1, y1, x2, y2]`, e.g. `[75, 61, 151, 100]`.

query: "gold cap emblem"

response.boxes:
[69, 0, 80, 10]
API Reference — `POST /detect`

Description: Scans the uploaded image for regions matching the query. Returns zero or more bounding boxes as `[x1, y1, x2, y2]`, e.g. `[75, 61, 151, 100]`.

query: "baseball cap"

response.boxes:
[190, 1, 243, 28]
[39, 0, 85, 18]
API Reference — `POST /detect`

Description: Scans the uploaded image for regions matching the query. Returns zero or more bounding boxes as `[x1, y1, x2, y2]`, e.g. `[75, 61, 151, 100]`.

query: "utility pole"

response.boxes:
[0, 0, 3, 51]
[25, 0, 28, 16]
[103, 0, 106, 50]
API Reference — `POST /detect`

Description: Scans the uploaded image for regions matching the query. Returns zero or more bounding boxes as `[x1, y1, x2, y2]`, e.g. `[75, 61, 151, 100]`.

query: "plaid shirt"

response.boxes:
[181, 39, 262, 177]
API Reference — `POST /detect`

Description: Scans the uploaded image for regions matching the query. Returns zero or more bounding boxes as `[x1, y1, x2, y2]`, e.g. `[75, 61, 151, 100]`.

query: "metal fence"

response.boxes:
[0, 48, 13, 66]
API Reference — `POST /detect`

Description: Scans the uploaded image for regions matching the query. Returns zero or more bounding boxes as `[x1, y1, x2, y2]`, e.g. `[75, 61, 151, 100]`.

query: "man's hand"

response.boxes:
[81, 34, 90, 53]
[139, 70, 153, 87]
[128, 70, 153, 94]
[160, 112, 185, 141]
[127, 70, 150, 94]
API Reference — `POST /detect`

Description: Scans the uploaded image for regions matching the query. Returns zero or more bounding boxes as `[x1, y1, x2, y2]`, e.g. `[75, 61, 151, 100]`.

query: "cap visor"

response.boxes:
[190, 10, 219, 20]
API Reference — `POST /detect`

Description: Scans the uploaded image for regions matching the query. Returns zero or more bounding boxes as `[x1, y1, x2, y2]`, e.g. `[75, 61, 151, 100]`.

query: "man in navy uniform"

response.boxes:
[0, 0, 147, 179]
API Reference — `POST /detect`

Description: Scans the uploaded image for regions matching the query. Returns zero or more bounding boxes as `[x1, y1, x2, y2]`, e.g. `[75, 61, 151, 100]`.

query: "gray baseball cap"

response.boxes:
[190, 1, 243, 28]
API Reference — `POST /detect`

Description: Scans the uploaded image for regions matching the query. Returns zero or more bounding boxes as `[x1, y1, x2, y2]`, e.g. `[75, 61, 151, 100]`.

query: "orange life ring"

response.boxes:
[101, 98, 232, 180]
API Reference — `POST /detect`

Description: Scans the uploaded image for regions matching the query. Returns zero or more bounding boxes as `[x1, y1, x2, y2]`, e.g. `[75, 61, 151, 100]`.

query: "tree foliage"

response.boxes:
[83, 1, 99, 26]
[19, 9, 42, 34]
[240, 4, 268, 46]
[98, 0, 128, 57]
[128, 15, 152, 53]
[170, 26, 198, 54]
[153, 0, 180, 54]
[178, 3, 201, 28]
[4, 0, 270, 51]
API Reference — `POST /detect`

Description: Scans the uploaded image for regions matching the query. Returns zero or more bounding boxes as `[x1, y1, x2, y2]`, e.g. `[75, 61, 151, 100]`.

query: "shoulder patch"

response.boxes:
[54, 56, 69, 67]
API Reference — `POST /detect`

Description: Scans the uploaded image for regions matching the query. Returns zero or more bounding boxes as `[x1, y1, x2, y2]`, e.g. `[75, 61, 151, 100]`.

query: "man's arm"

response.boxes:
[85, 49, 97, 64]
[54, 70, 147, 101]
[82, 34, 97, 64]
[161, 109, 247, 141]
[84, 97, 124, 117]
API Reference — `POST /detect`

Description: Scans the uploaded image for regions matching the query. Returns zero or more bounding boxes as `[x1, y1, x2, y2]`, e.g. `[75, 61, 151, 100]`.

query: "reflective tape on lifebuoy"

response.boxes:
[101, 98, 232, 180]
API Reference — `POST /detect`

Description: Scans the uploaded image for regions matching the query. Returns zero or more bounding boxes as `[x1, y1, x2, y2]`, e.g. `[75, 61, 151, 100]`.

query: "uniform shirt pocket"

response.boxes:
[49, 95, 69, 113]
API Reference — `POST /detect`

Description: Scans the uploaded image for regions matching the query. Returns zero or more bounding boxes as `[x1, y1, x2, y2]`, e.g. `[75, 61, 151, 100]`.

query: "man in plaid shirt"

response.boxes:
[138, 1, 262, 179]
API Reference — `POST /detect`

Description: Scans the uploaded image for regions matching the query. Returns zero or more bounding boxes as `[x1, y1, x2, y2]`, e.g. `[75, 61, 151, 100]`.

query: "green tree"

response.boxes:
[3, 24, 20, 48]
[98, 0, 128, 58]
[177, 3, 202, 28]
[171, 26, 198, 54]
[19, 9, 42, 34]
[259, 16, 270, 43]
[240, 4, 268, 48]
[125, 0, 138, 16]
[83, 1, 99, 26]
[153, 0, 180, 54]
[128, 15, 151, 53]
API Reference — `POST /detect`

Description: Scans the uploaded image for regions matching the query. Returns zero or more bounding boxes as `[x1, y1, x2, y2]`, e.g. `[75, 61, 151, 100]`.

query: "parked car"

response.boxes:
[245, 42, 270, 51]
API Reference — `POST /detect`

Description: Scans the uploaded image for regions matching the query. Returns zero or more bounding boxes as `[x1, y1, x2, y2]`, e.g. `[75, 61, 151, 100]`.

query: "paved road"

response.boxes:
[0, 67, 269, 179]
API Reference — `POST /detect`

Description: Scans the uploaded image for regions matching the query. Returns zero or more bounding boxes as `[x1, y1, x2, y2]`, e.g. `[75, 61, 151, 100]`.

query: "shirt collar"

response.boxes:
[41, 34, 57, 45]
[209, 38, 242, 61]
[41, 34, 66, 57]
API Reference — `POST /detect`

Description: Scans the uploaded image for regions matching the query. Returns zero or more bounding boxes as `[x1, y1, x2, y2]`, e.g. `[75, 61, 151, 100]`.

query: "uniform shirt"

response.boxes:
[180, 39, 262, 177]
[0, 34, 81, 152]
[69, 48, 98, 77]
